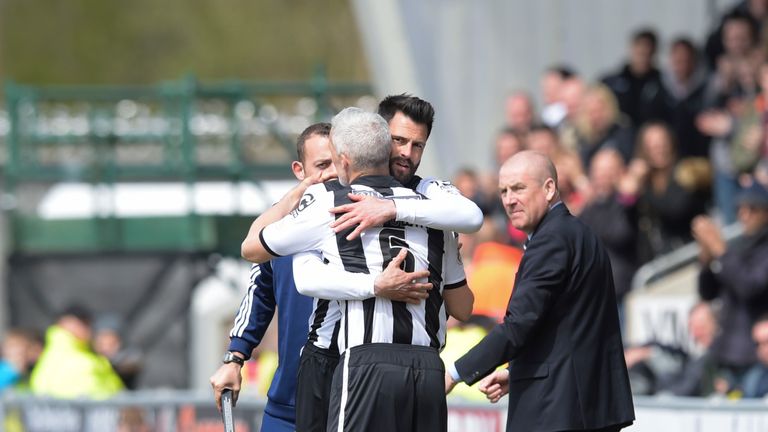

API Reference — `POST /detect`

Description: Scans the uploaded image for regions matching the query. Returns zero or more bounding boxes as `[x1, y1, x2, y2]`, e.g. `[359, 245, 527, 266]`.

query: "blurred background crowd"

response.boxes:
[1, 0, 768, 416]
[448, 0, 768, 401]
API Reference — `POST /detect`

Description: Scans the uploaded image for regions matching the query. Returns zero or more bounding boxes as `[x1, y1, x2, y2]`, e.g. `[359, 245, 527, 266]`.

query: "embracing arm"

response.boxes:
[241, 171, 328, 263]
[330, 178, 483, 240]
[293, 250, 433, 304]
[444, 284, 474, 322]
[443, 231, 473, 321]
[397, 178, 483, 233]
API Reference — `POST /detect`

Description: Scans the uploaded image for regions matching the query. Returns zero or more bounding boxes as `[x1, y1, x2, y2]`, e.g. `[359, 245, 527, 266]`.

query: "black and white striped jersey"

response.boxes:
[260, 175, 466, 351]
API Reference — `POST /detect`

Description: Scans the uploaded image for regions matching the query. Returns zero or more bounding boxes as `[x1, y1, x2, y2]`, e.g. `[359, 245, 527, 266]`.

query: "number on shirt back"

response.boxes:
[378, 227, 415, 272]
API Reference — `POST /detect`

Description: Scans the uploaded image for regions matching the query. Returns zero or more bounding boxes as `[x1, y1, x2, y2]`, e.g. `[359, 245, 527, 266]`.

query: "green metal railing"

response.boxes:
[1, 71, 373, 254]
[3, 71, 372, 185]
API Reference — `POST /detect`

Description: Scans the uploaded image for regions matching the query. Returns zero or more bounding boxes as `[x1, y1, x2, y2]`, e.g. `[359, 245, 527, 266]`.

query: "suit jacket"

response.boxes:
[456, 204, 635, 431]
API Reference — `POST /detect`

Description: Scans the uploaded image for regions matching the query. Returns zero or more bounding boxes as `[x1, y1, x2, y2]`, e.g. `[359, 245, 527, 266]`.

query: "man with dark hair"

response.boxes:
[378, 93, 435, 137]
[660, 37, 711, 158]
[328, 94, 483, 240]
[295, 123, 332, 166]
[601, 27, 668, 128]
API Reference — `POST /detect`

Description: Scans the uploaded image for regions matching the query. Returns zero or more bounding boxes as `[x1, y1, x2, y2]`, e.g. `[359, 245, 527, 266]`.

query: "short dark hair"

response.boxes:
[756, 312, 768, 325]
[529, 124, 559, 138]
[636, 120, 678, 159]
[546, 65, 577, 80]
[722, 10, 759, 45]
[632, 28, 658, 52]
[670, 37, 698, 59]
[377, 94, 435, 137]
[60, 304, 93, 325]
[296, 122, 331, 163]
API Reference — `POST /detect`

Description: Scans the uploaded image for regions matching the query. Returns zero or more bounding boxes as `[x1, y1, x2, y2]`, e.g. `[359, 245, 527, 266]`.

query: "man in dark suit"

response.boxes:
[445, 151, 635, 432]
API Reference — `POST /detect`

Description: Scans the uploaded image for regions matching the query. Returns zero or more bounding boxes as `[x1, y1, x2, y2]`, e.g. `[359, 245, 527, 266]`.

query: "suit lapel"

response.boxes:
[506, 204, 570, 308]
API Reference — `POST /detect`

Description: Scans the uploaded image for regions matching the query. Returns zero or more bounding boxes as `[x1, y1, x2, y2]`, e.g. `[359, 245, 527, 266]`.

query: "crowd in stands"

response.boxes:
[451, 0, 768, 401]
[0, 306, 141, 399]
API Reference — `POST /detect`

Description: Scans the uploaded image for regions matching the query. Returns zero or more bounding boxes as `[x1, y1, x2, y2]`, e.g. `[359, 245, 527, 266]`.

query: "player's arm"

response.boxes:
[444, 283, 473, 322]
[329, 178, 483, 240]
[443, 231, 474, 321]
[211, 262, 276, 411]
[398, 178, 484, 232]
[241, 171, 327, 262]
[293, 249, 433, 304]
[243, 182, 331, 264]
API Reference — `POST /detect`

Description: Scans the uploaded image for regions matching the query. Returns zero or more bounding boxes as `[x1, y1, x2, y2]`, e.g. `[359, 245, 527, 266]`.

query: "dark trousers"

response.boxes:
[326, 343, 446, 432]
[295, 342, 340, 432]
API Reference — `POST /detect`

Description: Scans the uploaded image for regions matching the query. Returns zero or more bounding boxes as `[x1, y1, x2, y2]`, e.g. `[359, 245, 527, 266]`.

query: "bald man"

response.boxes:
[445, 151, 635, 432]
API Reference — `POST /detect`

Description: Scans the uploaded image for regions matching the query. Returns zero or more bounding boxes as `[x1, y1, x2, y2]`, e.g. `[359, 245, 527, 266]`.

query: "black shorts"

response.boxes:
[326, 343, 446, 432]
[295, 342, 340, 432]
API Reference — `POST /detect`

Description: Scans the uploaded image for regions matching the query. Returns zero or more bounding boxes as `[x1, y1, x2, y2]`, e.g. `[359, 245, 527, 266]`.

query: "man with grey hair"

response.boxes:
[244, 107, 471, 431]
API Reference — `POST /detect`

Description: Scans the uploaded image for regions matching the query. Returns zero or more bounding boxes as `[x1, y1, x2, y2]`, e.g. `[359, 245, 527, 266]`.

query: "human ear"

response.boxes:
[544, 178, 557, 201]
[291, 161, 305, 180]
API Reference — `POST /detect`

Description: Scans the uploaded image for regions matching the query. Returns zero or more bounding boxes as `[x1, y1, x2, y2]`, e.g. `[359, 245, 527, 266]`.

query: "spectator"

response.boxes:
[629, 122, 710, 262]
[708, 11, 762, 103]
[528, 125, 590, 215]
[661, 37, 712, 158]
[30, 305, 124, 398]
[740, 314, 768, 398]
[490, 128, 526, 221]
[502, 90, 536, 134]
[558, 76, 586, 153]
[728, 62, 768, 185]
[540, 65, 576, 128]
[93, 315, 143, 390]
[704, 2, 767, 71]
[575, 83, 635, 168]
[664, 301, 723, 397]
[0, 329, 42, 392]
[579, 148, 638, 305]
[494, 127, 526, 169]
[698, 11, 763, 223]
[624, 302, 722, 396]
[602, 28, 668, 128]
[693, 182, 768, 383]
[697, 105, 746, 224]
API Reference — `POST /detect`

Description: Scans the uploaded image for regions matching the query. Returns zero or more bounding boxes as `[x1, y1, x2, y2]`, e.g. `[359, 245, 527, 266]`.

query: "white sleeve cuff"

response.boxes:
[448, 362, 462, 382]
[394, 199, 417, 224]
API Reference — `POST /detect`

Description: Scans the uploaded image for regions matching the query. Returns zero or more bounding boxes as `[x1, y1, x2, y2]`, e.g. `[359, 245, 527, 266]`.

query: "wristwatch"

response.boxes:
[222, 351, 245, 367]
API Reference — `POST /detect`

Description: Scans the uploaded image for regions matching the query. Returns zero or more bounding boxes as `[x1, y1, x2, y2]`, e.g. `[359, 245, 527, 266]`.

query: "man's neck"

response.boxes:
[349, 166, 390, 183]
